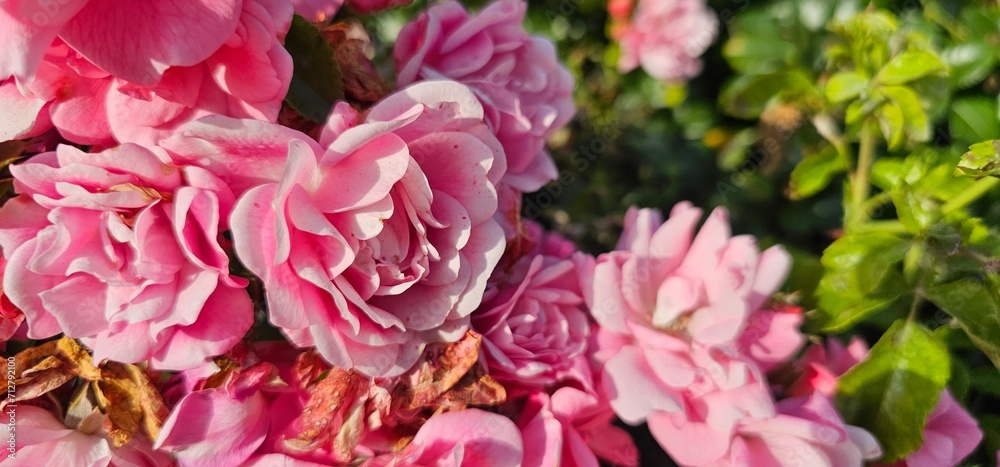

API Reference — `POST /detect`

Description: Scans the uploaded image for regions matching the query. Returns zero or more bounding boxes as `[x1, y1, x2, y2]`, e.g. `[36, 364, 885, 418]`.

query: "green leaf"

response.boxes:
[875, 49, 948, 85]
[789, 146, 847, 200]
[723, 34, 799, 75]
[283, 15, 345, 123]
[719, 70, 815, 119]
[836, 320, 951, 461]
[955, 140, 1000, 179]
[942, 42, 997, 89]
[825, 71, 869, 103]
[891, 184, 939, 233]
[816, 233, 910, 332]
[927, 279, 1000, 369]
[880, 85, 930, 144]
[876, 100, 905, 150]
[950, 97, 1000, 145]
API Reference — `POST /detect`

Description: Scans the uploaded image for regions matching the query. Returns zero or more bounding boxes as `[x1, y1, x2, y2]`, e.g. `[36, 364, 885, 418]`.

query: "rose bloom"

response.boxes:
[592, 203, 793, 350]
[395, 0, 575, 194]
[0, 143, 253, 370]
[0, 405, 173, 467]
[612, 0, 718, 81]
[164, 81, 506, 377]
[472, 221, 592, 392]
[1, 0, 292, 146]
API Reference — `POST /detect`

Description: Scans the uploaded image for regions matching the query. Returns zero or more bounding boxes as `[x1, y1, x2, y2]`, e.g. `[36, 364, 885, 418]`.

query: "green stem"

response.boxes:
[854, 219, 908, 235]
[941, 177, 1000, 216]
[850, 120, 878, 227]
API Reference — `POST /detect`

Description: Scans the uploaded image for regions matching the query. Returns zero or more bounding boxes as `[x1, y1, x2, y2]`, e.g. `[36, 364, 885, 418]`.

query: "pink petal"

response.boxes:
[60, 0, 242, 85]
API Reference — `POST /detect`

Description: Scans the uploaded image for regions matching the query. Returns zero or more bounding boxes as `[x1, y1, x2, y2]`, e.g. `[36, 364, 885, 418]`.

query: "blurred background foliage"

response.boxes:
[363, 0, 1000, 464]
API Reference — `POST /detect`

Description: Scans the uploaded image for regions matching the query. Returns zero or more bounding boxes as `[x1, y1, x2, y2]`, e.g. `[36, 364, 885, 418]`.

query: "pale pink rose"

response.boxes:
[395, 0, 575, 193]
[362, 409, 523, 467]
[792, 339, 982, 466]
[472, 222, 592, 391]
[0, 0, 241, 86]
[0, 143, 253, 370]
[0, 405, 173, 467]
[517, 387, 639, 467]
[592, 203, 793, 349]
[588, 204, 809, 464]
[613, 0, 718, 81]
[1, 0, 292, 146]
[164, 81, 506, 377]
[291, 0, 343, 21]
[706, 394, 881, 467]
[634, 344, 776, 465]
[348, 0, 413, 14]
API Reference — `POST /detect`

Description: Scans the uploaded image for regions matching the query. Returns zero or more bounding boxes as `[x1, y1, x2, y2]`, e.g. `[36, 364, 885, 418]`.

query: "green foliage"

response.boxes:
[284, 15, 345, 122]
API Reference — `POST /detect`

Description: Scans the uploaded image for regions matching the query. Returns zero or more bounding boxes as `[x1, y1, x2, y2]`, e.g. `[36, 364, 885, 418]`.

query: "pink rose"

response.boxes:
[348, 0, 413, 14]
[517, 386, 639, 467]
[0, 405, 173, 467]
[612, 0, 718, 81]
[592, 203, 793, 349]
[713, 394, 882, 466]
[1, 0, 293, 146]
[0, 143, 253, 370]
[164, 81, 506, 377]
[472, 222, 592, 391]
[362, 409, 523, 467]
[395, 0, 575, 193]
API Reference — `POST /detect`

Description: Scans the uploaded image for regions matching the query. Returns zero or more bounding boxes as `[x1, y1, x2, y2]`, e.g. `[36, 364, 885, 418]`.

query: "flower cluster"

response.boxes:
[0, 0, 984, 466]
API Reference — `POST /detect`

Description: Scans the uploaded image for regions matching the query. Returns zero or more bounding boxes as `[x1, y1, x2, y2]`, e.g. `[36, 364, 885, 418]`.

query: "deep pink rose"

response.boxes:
[612, 0, 718, 81]
[472, 222, 592, 391]
[517, 385, 639, 467]
[164, 81, 506, 377]
[0, 405, 173, 467]
[1, 0, 293, 146]
[0, 143, 253, 370]
[362, 409, 523, 467]
[395, 0, 575, 193]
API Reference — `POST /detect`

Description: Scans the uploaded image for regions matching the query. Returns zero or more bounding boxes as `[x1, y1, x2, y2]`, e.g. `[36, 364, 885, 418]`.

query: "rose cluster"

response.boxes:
[0, 0, 983, 466]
